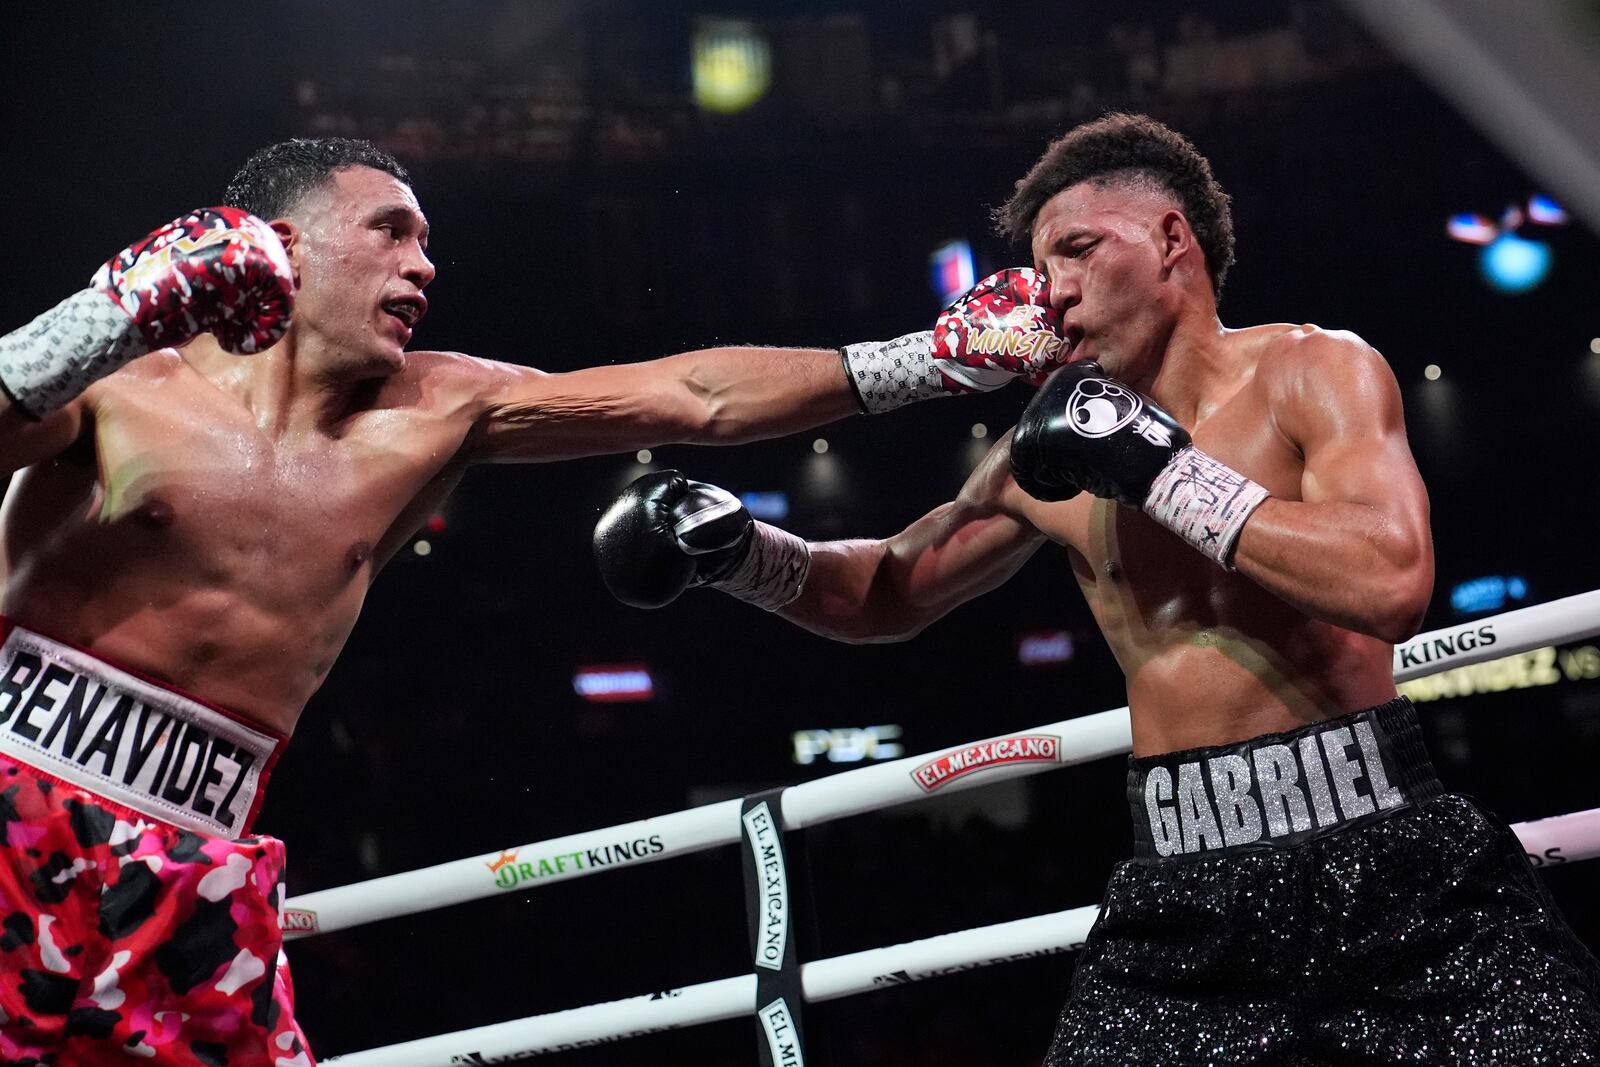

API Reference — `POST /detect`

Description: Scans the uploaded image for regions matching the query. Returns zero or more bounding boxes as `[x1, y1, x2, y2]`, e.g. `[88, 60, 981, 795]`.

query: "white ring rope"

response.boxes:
[324, 802, 1600, 1065]
[298, 590, 1600, 1064]
[322, 906, 1105, 1066]
[287, 589, 1600, 938]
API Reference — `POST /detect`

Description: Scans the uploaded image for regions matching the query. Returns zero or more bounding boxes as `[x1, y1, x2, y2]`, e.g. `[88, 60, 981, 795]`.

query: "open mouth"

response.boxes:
[381, 296, 427, 330]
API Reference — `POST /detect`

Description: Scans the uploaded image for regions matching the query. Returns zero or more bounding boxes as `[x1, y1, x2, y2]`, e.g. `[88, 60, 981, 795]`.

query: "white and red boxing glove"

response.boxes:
[0, 206, 294, 416]
[840, 267, 1067, 413]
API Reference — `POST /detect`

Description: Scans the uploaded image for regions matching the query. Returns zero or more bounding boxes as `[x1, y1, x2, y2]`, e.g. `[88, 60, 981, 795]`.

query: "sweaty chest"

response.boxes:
[91, 411, 436, 580]
[1068, 393, 1302, 609]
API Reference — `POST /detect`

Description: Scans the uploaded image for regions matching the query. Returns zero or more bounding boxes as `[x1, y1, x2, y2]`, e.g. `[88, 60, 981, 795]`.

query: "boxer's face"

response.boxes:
[1030, 179, 1187, 384]
[280, 166, 434, 376]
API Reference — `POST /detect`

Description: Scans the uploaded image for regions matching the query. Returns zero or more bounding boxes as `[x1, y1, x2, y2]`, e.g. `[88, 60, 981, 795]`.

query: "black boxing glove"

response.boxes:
[593, 470, 811, 609]
[1010, 362, 1269, 568]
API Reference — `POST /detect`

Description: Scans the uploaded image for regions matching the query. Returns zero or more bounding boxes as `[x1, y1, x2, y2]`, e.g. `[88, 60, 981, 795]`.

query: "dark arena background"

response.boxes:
[5, 2, 1600, 1064]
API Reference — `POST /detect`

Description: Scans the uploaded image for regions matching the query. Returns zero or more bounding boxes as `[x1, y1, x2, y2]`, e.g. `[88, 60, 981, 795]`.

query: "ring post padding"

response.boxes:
[742, 787, 809, 1067]
[285, 589, 1600, 938]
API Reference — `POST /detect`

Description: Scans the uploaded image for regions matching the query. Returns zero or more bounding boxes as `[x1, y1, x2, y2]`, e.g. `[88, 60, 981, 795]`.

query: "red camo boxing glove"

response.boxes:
[932, 267, 1069, 392]
[92, 206, 295, 355]
[0, 206, 297, 416]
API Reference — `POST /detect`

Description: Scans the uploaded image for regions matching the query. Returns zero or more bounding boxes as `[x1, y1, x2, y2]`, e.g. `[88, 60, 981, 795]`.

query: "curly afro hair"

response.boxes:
[996, 113, 1235, 299]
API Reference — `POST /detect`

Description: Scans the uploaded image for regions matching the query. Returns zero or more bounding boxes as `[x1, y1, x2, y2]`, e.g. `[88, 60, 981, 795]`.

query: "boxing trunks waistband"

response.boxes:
[1129, 697, 1441, 863]
[0, 619, 281, 839]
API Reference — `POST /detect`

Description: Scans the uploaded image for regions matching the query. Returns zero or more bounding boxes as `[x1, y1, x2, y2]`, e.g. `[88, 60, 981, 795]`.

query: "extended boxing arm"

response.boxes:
[591, 433, 1046, 641]
[466, 267, 1070, 463]
[1229, 341, 1433, 644]
[466, 346, 860, 463]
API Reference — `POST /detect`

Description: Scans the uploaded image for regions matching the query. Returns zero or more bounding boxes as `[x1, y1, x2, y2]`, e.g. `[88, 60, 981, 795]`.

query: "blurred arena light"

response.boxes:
[1480, 233, 1553, 294]
[792, 724, 905, 765]
[1448, 195, 1565, 295]
[930, 240, 976, 304]
[1451, 575, 1529, 616]
[573, 664, 655, 703]
[739, 491, 789, 521]
[1527, 194, 1569, 225]
[1446, 213, 1498, 245]
[803, 443, 844, 496]
[1017, 630, 1075, 667]
[692, 18, 771, 114]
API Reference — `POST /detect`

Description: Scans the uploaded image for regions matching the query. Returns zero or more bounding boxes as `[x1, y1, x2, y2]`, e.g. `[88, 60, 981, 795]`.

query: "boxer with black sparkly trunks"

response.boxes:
[0, 138, 1058, 1064]
[595, 113, 1600, 1063]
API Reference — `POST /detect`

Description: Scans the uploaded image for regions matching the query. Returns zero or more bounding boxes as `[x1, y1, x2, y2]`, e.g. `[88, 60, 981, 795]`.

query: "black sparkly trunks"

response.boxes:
[1044, 698, 1600, 1065]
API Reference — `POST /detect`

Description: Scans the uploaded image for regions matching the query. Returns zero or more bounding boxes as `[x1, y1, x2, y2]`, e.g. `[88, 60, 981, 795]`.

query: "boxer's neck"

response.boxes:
[1138, 300, 1234, 426]
[182, 329, 394, 435]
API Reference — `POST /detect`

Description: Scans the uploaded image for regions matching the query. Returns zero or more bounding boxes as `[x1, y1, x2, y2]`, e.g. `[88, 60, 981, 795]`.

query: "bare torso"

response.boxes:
[1001, 325, 1399, 754]
[0, 349, 478, 735]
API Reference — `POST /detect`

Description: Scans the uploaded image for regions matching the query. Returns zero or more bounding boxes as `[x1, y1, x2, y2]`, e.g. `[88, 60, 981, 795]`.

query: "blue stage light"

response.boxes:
[1450, 576, 1529, 615]
[1479, 234, 1552, 294]
[740, 491, 790, 521]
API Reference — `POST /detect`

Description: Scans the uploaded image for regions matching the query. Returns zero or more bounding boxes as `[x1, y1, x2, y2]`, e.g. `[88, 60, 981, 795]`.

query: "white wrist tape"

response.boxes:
[712, 521, 812, 611]
[1143, 446, 1269, 569]
[0, 288, 145, 417]
[840, 330, 940, 414]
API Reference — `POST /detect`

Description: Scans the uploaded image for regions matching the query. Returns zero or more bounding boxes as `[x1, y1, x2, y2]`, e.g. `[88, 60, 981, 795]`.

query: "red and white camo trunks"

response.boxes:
[0, 619, 312, 1066]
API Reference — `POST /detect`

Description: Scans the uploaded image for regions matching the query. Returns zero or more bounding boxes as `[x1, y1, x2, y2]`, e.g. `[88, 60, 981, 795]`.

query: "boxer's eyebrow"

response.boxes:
[1054, 227, 1095, 249]
[1035, 228, 1095, 269]
[370, 204, 431, 248]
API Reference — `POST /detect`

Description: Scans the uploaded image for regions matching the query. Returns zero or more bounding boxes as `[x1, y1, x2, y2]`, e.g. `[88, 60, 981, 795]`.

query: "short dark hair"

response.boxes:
[223, 137, 412, 221]
[997, 113, 1236, 299]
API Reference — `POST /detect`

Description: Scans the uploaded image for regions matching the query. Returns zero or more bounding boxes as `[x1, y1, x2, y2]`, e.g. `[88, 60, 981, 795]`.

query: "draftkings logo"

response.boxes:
[486, 836, 666, 890]
[1393, 623, 1496, 671]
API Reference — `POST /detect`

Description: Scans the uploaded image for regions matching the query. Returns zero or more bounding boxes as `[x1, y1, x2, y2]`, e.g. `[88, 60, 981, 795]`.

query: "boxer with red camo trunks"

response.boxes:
[0, 620, 304, 1066]
[0, 137, 1065, 1062]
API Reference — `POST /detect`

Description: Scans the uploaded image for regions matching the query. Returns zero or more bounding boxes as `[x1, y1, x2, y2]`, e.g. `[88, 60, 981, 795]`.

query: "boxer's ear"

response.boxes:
[1157, 209, 1193, 277]
[271, 220, 302, 286]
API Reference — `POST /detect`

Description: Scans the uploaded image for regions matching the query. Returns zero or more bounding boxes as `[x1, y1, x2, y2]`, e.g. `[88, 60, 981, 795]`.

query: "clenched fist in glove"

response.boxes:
[594, 470, 811, 610]
[840, 268, 1068, 413]
[1011, 361, 1269, 569]
[0, 207, 294, 416]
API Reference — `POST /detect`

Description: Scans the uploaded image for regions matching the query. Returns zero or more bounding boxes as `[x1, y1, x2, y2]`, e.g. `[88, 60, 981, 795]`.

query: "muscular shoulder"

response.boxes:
[1252, 324, 1395, 395]
[92, 347, 188, 390]
[388, 350, 547, 413]
[406, 350, 551, 387]
[1250, 325, 1404, 443]
[78, 348, 195, 415]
